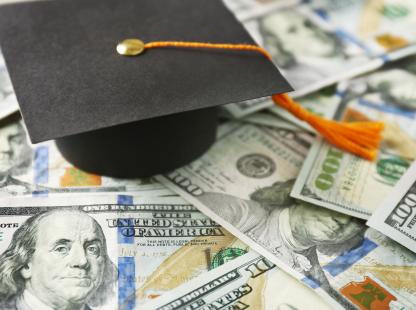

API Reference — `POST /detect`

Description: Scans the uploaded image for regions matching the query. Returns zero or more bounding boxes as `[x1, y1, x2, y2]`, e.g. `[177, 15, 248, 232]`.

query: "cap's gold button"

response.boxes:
[116, 39, 145, 56]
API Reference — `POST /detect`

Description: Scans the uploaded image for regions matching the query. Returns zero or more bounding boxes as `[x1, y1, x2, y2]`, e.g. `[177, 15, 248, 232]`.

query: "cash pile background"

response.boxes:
[0, 0, 415, 309]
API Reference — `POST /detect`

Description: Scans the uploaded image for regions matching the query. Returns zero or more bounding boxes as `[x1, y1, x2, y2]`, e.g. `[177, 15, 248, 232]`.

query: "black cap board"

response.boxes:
[0, 0, 291, 177]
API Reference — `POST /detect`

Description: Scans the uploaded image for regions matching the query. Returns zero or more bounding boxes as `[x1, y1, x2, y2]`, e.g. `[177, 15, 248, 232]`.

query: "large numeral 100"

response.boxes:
[390, 193, 416, 227]
[314, 148, 343, 191]
[167, 172, 204, 196]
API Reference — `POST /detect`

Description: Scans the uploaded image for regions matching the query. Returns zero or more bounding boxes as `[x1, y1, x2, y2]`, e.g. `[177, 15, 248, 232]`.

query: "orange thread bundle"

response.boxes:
[144, 41, 273, 60]
[124, 40, 385, 160]
[272, 94, 384, 160]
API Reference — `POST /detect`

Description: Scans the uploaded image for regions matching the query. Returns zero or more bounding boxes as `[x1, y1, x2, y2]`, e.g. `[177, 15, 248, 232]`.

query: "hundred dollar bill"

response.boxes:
[242, 110, 304, 131]
[0, 53, 19, 121]
[292, 56, 416, 219]
[142, 252, 331, 310]
[0, 115, 170, 198]
[222, 97, 275, 119]
[308, 0, 416, 55]
[0, 194, 248, 309]
[367, 160, 416, 253]
[224, 3, 383, 118]
[157, 122, 416, 309]
[223, 0, 300, 22]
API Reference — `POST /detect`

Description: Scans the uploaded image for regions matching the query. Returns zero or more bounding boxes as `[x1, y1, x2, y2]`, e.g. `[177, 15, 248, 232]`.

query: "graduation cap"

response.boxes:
[0, 0, 384, 178]
[0, 0, 292, 177]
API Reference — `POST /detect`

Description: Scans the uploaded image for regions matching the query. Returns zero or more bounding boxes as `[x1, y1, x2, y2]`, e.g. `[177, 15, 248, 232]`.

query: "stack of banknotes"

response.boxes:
[0, 0, 415, 309]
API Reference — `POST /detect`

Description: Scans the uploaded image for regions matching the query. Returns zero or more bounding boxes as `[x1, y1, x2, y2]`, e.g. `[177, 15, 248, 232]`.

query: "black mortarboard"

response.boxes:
[0, 0, 291, 177]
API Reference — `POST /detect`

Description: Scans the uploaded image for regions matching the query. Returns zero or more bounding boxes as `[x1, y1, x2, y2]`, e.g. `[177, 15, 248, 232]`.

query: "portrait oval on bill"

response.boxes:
[0, 115, 34, 196]
[0, 209, 117, 310]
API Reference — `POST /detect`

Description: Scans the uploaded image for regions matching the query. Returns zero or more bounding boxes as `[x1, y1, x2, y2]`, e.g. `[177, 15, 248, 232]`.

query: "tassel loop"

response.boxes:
[272, 94, 384, 161]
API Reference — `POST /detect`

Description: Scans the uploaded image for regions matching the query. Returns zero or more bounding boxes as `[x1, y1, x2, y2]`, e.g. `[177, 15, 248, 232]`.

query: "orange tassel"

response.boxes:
[272, 94, 384, 160]
[118, 39, 385, 160]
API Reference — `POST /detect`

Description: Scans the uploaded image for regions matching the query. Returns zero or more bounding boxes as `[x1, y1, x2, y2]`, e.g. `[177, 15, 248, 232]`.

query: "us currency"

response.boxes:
[0, 53, 19, 121]
[223, 0, 300, 22]
[242, 110, 304, 131]
[292, 56, 416, 219]
[367, 160, 416, 253]
[157, 122, 416, 309]
[0, 115, 171, 198]
[308, 0, 416, 56]
[142, 252, 332, 310]
[224, 3, 383, 118]
[0, 194, 249, 309]
[223, 97, 275, 119]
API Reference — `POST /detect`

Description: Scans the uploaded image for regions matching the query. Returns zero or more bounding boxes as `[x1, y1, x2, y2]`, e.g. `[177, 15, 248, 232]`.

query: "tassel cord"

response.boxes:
[121, 39, 385, 160]
[144, 41, 273, 60]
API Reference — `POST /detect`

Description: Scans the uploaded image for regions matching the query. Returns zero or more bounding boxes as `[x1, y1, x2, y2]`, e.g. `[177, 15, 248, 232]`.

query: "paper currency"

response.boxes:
[224, 2, 383, 118]
[223, 97, 274, 119]
[0, 116, 170, 198]
[308, 0, 416, 55]
[0, 194, 249, 309]
[0, 53, 19, 121]
[157, 122, 416, 309]
[223, 0, 416, 118]
[292, 56, 416, 219]
[223, 0, 301, 23]
[246, 5, 376, 96]
[142, 252, 331, 310]
[367, 160, 416, 253]
[242, 110, 304, 131]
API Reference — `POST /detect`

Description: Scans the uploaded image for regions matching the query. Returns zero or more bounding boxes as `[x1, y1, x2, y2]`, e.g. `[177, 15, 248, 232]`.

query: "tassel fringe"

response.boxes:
[272, 94, 384, 161]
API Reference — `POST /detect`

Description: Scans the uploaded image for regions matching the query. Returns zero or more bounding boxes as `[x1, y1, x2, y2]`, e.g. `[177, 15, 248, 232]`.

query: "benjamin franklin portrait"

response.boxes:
[0, 114, 34, 196]
[257, 9, 356, 89]
[198, 179, 365, 309]
[0, 209, 117, 310]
